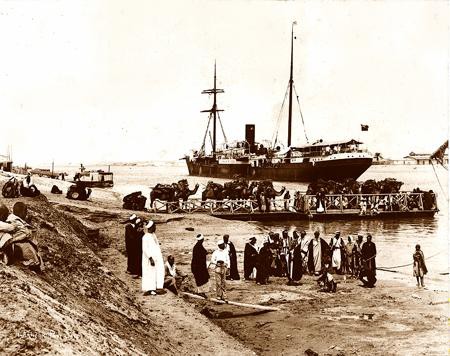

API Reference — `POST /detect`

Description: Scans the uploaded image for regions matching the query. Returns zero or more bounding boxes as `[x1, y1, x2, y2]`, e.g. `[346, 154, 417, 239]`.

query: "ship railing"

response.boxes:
[152, 198, 258, 214]
[152, 192, 437, 214]
[295, 192, 437, 214]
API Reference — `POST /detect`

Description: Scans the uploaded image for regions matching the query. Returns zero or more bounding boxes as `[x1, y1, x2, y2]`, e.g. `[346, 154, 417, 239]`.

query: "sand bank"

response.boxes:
[0, 174, 447, 355]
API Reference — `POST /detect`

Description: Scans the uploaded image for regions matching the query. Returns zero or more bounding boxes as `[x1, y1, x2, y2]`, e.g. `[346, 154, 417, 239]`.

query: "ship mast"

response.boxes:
[201, 61, 224, 156]
[287, 21, 296, 147]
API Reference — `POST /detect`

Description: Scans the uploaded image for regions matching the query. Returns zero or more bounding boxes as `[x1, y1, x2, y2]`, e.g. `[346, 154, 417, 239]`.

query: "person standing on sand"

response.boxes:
[142, 221, 165, 296]
[289, 231, 304, 284]
[208, 240, 230, 301]
[360, 234, 377, 288]
[223, 234, 240, 280]
[244, 237, 258, 280]
[307, 230, 330, 275]
[352, 235, 364, 275]
[191, 234, 210, 298]
[280, 230, 291, 277]
[329, 231, 344, 274]
[413, 244, 427, 288]
[256, 239, 272, 285]
[123, 214, 137, 275]
[344, 235, 355, 276]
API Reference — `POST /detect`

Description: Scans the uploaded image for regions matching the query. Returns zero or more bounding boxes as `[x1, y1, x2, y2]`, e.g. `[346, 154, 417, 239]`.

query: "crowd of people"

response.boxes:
[189, 230, 378, 299]
[122, 215, 429, 299]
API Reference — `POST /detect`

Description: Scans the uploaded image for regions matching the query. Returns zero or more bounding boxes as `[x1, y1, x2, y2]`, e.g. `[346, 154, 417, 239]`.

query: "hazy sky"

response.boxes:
[0, 0, 448, 166]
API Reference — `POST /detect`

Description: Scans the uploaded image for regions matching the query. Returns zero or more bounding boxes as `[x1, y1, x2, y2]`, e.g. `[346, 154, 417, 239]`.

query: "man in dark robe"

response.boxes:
[244, 237, 258, 280]
[256, 240, 272, 285]
[290, 230, 306, 283]
[123, 214, 137, 275]
[307, 230, 331, 275]
[223, 234, 240, 280]
[360, 234, 377, 287]
[132, 218, 144, 277]
[191, 234, 210, 297]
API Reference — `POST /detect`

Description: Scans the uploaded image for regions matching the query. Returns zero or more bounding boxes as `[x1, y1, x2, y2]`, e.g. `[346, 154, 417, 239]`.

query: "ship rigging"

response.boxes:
[186, 22, 373, 182]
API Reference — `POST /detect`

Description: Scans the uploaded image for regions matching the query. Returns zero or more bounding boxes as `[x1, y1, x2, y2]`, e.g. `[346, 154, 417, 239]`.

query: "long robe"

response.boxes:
[291, 242, 304, 281]
[256, 245, 272, 284]
[243, 243, 258, 279]
[191, 241, 209, 287]
[329, 236, 344, 270]
[132, 229, 144, 276]
[361, 241, 376, 273]
[227, 241, 240, 280]
[307, 238, 330, 273]
[141, 232, 164, 292]
[360, 241, 377, 287]
[125, 223, 136, 274]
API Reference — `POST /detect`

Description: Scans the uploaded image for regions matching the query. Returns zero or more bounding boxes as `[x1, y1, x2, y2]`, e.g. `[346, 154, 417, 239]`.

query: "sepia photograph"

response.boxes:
[0, 1, 448, 355]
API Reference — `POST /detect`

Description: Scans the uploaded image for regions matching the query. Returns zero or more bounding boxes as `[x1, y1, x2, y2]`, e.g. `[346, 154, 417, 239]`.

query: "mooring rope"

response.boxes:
[430, 160, 447, 195]
[377, 250, 444, 271]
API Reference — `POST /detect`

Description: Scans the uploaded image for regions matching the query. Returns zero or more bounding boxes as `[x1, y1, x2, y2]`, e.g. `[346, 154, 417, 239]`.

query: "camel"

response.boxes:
[202, 181, 225, 201]
[150, 183, 177, 207]
[150, 180, 200, 207]
[254, 180, 286, 212]
[175, 179, 200, 201]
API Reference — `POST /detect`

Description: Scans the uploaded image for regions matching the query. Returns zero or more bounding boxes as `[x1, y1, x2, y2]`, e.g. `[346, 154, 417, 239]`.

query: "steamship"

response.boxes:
[185, 24, 373, 182]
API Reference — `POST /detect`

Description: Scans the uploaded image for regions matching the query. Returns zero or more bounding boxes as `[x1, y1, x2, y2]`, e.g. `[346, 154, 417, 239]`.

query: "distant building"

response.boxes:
[403, 152, 448, 165]
[0, 154, 12, 172]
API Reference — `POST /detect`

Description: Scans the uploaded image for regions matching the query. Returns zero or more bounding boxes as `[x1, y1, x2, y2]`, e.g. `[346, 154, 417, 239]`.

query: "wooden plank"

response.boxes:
[181, 292, 280, 311]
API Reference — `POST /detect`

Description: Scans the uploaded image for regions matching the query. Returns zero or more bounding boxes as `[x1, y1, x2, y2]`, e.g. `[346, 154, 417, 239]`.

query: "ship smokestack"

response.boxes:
[245, 124, 256, 153]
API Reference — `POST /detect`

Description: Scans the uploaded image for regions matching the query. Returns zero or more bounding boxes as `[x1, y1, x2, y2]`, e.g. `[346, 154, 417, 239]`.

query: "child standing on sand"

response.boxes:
[413, 244, 427, 288]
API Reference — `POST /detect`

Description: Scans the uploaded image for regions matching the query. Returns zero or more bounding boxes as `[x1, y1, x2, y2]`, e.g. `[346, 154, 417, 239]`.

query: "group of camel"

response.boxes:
[150, 178, 286, 211]
[306, 178, 404, 195]
[143, 176, 438, 213]
[150, 177, 405, 206]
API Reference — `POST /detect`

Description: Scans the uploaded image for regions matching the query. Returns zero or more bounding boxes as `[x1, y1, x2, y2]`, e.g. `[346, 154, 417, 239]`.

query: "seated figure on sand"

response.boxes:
[163, 255, 186, 295]
[0, 202, 42, 272]
[317, 264, 337, 293]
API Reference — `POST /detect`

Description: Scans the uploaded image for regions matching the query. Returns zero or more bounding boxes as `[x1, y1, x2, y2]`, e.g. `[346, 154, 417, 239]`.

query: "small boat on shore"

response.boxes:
[185, 23, 373, 182]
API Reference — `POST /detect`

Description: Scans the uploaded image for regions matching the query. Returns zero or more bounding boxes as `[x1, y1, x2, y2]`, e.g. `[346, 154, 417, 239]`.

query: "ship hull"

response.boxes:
[186, 157, 372, 182]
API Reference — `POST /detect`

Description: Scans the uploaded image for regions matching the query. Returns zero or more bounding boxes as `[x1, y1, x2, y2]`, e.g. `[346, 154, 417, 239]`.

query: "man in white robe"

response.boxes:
[307, 230, 330, 275]
[329, 231, 344, 273]
[142, 220, 165, 296]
